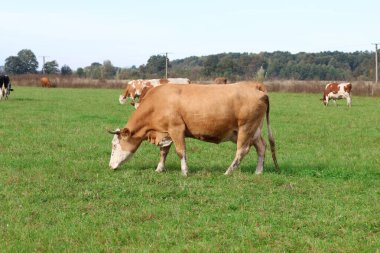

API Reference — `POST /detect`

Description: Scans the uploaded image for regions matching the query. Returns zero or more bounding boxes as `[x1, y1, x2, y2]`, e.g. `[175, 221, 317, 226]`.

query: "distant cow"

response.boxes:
[235, 81, 267, 93]
[166, 78, 191, 84]
[40, 77, 51, 88]
[321, 82, 352, 107]
[214, 77, 227, 84]
[109, 83, 279, 176]
[0, 75, 12, 100]
[119, 78, 190, 107]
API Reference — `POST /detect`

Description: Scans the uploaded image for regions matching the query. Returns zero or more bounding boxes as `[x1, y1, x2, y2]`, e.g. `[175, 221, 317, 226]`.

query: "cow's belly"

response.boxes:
[328, 91, 348, 99]
[185, 129, 238, 144]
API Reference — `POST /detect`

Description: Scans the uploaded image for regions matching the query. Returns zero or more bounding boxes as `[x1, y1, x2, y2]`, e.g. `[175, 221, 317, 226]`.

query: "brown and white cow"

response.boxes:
[321, 82, 352, 107]
[119, 78, 190, 107]
[40, 77, 51, 88]
[109, 83, 279, 176]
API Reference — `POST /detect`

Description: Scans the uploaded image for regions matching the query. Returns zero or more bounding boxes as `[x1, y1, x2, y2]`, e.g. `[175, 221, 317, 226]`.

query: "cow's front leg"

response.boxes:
[156, 145, 171, 173]
[346, 96, 352, 107]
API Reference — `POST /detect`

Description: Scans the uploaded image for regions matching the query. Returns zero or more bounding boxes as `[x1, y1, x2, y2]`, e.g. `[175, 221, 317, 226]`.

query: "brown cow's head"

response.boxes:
[108, 128, 142, 169]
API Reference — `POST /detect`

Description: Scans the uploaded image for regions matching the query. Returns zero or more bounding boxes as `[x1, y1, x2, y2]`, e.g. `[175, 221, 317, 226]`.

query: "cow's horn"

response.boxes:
[107, 129, 121, 135]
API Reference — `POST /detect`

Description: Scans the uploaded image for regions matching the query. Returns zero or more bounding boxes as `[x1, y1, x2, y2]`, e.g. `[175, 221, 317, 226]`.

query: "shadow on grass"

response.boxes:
[110, 157, 360, 179]
[9, 98, 38, 102]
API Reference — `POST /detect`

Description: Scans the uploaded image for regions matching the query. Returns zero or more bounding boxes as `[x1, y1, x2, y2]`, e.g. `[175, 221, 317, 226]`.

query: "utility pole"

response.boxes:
[165, 52, 168, 79]
[160, 52, 172, 79]
[40, 56, 49, 74]
[373, 43, 379, 83]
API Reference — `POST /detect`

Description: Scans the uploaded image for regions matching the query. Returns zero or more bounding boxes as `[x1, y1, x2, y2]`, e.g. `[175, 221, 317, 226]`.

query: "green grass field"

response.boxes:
[0, 87, 379, 252]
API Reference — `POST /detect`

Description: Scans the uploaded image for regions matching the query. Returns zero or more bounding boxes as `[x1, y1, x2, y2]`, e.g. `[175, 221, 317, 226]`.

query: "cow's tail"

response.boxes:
[263, 95, 280, 172]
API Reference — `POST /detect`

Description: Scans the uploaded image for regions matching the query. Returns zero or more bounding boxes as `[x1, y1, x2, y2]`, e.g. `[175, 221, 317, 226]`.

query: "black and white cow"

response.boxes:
[0, 75, 13, 100]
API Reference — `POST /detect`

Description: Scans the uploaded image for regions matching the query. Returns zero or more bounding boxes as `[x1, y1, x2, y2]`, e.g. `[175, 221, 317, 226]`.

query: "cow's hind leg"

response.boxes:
[224, 129, 253, 175]
[224, 144, 251, 175]
[251, 136, 266, 174]
[156, 145, 171, 173]
[169, 127, 188, 176]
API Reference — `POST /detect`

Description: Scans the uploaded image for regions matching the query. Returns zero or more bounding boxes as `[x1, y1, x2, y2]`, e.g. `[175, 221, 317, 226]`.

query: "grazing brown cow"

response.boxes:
[40, 77, 51, 88]
[109, 83, 279, 176]
[214, 77, 227, 84]
[321, 82, 352, 107]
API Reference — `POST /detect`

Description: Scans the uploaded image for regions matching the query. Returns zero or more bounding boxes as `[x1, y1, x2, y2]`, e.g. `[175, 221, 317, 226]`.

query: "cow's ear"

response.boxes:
[120, 128, 130, 139]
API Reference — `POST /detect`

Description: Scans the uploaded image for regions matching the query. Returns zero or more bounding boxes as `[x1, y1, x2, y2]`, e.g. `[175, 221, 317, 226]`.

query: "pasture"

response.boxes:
[0, 87, 379, 252]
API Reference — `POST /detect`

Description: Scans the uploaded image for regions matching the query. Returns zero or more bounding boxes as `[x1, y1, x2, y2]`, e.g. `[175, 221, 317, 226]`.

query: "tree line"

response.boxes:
[2, 49, 376, 81]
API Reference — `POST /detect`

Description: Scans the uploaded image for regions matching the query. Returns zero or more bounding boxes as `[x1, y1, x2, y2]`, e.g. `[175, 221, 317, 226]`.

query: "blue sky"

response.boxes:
[1, 0, 378, 70]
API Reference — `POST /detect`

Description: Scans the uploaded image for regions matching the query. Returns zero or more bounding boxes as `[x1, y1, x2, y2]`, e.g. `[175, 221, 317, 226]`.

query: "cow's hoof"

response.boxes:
[155, 164, 165, 173]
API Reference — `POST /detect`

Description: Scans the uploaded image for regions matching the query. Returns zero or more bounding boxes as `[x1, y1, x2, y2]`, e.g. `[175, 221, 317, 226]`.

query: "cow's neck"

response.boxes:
[126, 108, 151, 139]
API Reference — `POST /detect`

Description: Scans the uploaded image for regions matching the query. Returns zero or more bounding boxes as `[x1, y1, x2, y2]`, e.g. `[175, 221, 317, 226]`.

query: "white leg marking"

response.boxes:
[155, 162, 165, 173]
[255, 156, 264, 174]
[181, 154, 188, 176]
[347, 95, 352, 107]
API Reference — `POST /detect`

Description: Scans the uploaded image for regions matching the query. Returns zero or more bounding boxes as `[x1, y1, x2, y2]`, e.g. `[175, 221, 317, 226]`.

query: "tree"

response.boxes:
[4, 56, 26, 74]
[145, 55, 167, 77]
[44, 60, 59, 74]
[76, 67, 85, 77]
[4, 49, 39, 74]
[203, 55, 219, 76]
[84, 62, 102, 79]
[61, 65, 73, 75]
[17, 49, 38, 73]
[102, 60, 116, 79]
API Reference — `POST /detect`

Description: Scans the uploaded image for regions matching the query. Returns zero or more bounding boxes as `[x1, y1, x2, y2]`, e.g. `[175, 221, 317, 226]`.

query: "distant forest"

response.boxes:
[3, 49, 377, 82]
[168, 51, 375, 82]
[117, 51, 376, 82]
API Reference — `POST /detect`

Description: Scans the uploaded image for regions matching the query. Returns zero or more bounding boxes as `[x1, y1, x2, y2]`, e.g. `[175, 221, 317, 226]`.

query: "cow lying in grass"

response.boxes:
[109, 82, 279, 176]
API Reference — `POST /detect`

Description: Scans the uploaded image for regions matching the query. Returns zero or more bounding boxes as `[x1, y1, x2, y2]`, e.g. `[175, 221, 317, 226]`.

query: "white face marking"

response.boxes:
[109, 133, 134, 169]
[119, 95, 127, 104]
